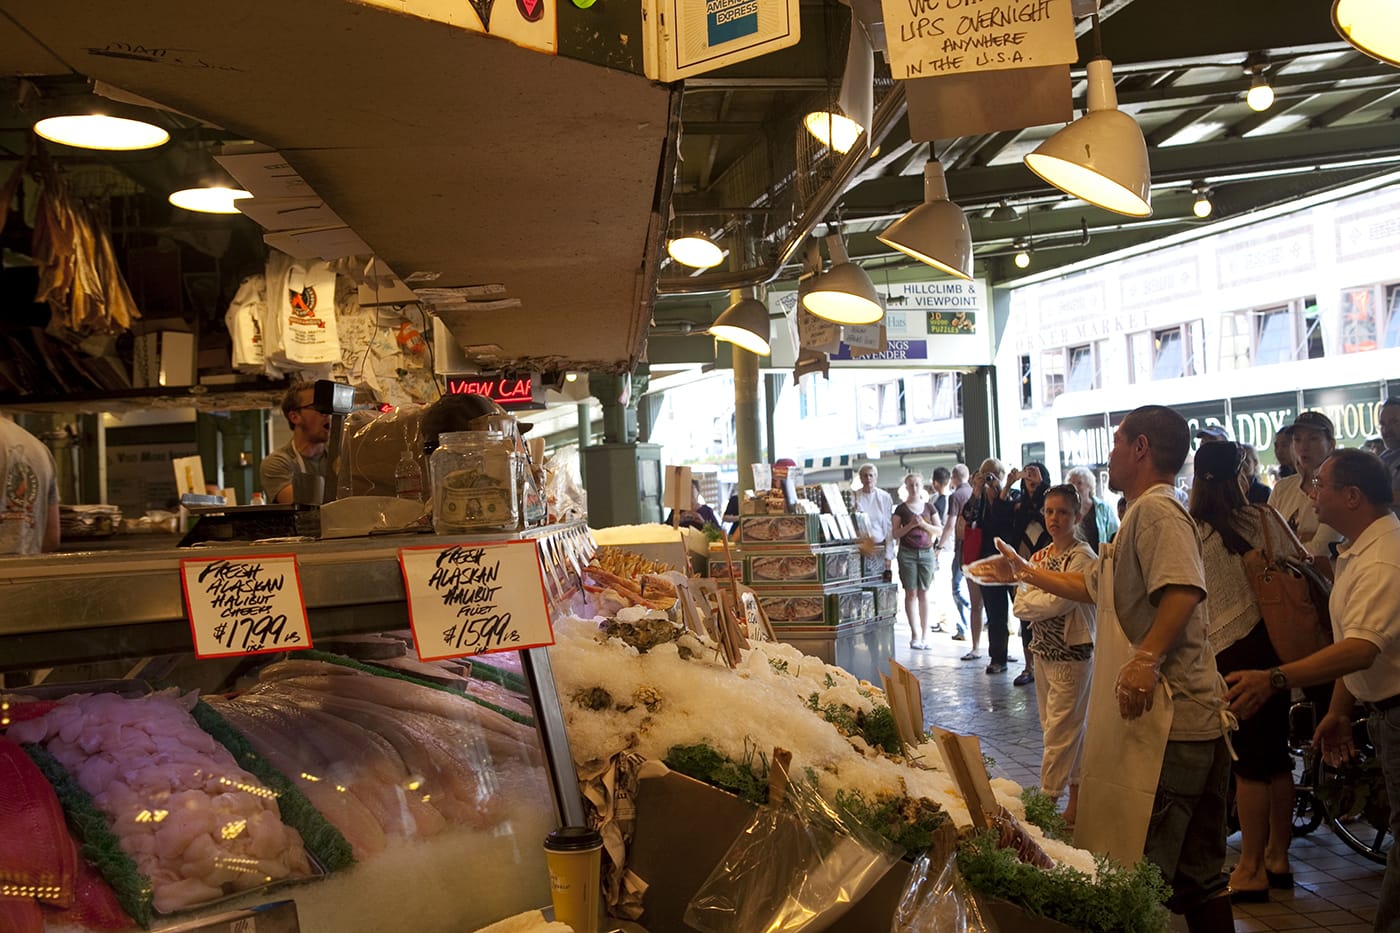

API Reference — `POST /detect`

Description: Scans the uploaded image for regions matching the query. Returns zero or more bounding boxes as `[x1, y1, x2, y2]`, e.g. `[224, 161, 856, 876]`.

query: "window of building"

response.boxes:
[1129, 322, 1202, 382]
[858, 380, 903, 430]
[1218, 311, 1251, 371]
[1042, 349, 1066, 403]
[1066, 344, 1098, 392]
[1246, 297, 1324, 363]
[1019, 354, 1032, 410]
[1386, 284, 1400, 348]
[1342, 287, 1377, 353]
[906, 373, 934, 423]
[932, 372, 962, 420]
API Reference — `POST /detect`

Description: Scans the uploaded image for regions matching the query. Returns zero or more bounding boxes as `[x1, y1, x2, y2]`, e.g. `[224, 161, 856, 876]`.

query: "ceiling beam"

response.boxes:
[1310, 87, 1400, 128]
[1144, 105, 1220, 147]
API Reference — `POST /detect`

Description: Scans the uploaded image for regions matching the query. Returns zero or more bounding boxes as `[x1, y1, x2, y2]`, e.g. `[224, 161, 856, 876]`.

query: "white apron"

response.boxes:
[1072, 533, 1175, 864]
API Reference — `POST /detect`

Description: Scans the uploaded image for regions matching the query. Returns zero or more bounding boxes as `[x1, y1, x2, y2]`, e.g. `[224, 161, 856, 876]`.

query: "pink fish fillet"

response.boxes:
[0, 734, 78, 908]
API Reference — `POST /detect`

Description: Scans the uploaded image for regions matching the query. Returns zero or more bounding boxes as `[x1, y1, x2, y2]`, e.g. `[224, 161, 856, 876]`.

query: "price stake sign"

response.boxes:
[180, 554, 312, 659]
[399, 540, 553, 660]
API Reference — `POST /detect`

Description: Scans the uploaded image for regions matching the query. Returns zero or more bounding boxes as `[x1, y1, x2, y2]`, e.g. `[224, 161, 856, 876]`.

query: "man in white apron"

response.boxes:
[993, 405, 1234, 932]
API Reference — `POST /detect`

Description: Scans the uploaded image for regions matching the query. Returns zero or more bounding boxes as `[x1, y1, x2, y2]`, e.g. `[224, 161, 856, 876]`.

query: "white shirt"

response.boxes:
[1269, 473, 1343, 558]
[1332, 512, 1400, 703]
[853, 486, 895, 560]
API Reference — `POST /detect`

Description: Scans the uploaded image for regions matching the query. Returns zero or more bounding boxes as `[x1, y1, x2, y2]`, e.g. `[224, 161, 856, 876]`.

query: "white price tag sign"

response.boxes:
[180, 554, 312, 659]
[399, 540, 554, 660]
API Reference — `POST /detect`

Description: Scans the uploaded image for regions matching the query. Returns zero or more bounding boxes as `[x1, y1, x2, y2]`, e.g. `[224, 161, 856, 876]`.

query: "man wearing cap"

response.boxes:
[1268, 411, 1343, 558]
[1225, 448, 1400, 928]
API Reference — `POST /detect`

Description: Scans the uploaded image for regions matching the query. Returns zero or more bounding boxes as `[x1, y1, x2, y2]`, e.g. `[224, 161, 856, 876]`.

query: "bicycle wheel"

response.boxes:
[1293, 790, 1325, 837]
[1317, 725, 1393, 865]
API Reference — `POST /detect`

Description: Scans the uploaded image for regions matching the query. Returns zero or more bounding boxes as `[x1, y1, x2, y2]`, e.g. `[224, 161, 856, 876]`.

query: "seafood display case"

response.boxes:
[0, 525, 588, 933]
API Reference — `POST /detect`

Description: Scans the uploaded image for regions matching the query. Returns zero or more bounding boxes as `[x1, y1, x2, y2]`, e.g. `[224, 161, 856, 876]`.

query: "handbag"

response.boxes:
[1242, 504, 1333, 663]
[961, 526, 984, 565]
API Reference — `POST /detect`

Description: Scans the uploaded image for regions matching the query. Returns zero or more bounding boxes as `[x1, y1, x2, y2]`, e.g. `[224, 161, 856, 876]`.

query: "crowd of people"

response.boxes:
[851, 401, 1400, 933]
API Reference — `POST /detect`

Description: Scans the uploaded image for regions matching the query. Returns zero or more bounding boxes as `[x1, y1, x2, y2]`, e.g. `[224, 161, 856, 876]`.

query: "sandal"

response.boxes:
[961, 650, 982, 661]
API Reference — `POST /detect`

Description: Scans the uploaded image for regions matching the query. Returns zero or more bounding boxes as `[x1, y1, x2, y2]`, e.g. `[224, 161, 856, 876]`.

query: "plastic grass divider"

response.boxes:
[191, 700, 355, 873]
[23, 743, 154, 929]
[299, 648, 535, 727]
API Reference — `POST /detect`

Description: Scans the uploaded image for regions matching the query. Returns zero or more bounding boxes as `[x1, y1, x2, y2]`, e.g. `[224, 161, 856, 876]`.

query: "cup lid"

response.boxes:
[544, 826, 603, 850]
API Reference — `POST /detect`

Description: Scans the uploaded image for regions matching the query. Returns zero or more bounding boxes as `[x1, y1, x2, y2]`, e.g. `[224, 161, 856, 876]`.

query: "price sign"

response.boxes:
[399, 540, 553, 660]
[180, 555, 312, 659]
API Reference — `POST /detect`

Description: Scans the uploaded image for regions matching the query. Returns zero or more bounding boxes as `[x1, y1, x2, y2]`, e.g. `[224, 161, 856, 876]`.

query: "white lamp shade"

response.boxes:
[667, 234, 724, 269]
[1023, 58, 1152, 218]
[34, 114, 169, 151]
[168, 186, 254, 214]
[876, 162, 972, 279]
[802, 236, 883, 325]
[803, 21, 874, 155]
[1333, 0, 1400, 66]
[709, 298, 772, 355]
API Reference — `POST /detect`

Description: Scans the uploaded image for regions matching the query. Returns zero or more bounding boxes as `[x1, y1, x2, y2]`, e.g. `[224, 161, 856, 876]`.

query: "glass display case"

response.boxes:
[0, 526, 587, 933]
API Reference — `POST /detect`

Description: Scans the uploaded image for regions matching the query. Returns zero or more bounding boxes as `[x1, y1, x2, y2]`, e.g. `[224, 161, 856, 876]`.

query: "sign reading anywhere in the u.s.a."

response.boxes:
[878, 0, 1077, 80]
[399, 540, 553, 660]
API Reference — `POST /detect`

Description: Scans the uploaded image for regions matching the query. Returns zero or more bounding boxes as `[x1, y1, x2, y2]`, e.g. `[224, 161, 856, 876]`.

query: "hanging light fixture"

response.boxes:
[988, 201, 1022, 223]
[1245, 71, 1274, 112]
[1191, 184, 1214, 219]
[802, 233, 883, 325]
[666, 233, 724, 269]
[1013, 240, 1032, 269]
[34, 113, 169, 151]
[169, 185, 253, 214]
[1023, 23, 1152, 219]
[1332, 0, 1400, 66]
[876, 160, 973, 280]
[803, 20, 874, 155]
[709, 297, 772, 355]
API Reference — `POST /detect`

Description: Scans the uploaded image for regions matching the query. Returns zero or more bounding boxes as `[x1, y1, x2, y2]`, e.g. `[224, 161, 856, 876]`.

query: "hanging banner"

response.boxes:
[399, 540, 553, 660]
[879, 0, 1077, 80]
[180, 555, 312, 659]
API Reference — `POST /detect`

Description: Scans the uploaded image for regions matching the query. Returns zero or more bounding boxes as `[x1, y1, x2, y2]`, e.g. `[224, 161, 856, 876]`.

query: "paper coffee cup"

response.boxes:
[543, 826, 603, 933]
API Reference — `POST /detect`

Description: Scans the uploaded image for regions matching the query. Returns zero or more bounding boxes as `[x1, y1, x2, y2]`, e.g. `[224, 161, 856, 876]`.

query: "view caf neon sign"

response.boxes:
[444, 374, 543, 409]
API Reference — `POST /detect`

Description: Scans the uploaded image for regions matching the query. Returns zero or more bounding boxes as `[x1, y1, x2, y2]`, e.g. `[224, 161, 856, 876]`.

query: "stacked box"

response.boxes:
[827, 588, 875, 624]
[739, 514, 822, 545]
[755, 591, 829, 624]
[860, 552, 885, 581]
[706, 558, 744, 582]
[869, 582, 898, 617]
[746, 546, 858, 586]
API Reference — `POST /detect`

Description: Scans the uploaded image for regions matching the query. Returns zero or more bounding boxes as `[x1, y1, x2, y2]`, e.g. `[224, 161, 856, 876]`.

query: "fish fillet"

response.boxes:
[0, 735, 77, 908]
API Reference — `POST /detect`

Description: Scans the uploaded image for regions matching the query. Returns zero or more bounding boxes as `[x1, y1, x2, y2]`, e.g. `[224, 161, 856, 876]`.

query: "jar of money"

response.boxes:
[429, 430, 519, 533]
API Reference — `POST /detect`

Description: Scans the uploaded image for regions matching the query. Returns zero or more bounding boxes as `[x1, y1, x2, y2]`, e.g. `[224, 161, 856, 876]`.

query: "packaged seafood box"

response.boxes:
[738, 513, 822, 545]
[869, 581, 899, 617]
[754, 591, 829, 624]
[827, 587, 876, 624]
[706, 558, 744, 582]
[746, 546, 858, 585]
[860, 551, 885, 581]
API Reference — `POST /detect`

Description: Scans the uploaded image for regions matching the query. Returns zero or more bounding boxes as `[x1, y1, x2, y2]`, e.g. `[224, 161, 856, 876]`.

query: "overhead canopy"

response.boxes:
[0, 0, 675, 374]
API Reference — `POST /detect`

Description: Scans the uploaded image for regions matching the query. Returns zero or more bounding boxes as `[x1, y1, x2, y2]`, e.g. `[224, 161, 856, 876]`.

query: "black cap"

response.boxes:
[1196, 425, 1230, 442]
[1291, 410, 1335, 439]
[1194, 440, 1243, 482]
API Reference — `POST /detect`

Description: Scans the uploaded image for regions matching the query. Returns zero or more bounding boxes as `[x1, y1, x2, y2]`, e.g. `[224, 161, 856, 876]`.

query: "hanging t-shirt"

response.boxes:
[225, 273, 267, 373]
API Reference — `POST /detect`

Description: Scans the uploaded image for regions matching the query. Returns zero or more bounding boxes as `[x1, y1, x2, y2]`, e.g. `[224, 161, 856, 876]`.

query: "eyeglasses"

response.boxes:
[1309, 477, 1350, 491]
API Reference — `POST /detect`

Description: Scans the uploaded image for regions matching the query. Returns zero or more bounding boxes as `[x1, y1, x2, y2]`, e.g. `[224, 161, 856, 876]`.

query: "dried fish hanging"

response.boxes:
[29, 147, 141, 337]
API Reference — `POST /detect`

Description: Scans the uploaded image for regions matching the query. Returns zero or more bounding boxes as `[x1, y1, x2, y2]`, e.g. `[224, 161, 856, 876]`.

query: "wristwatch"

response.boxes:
[1269, 667, 1289, 691]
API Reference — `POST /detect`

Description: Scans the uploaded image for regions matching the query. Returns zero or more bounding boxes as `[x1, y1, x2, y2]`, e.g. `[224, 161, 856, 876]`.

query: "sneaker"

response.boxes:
[930, 623, 945, 634]
[950, 630, 967, 641]
[1013, 670, 1035, 686]
[985, 662, 1007, 675]
[960, 650, 982, 661]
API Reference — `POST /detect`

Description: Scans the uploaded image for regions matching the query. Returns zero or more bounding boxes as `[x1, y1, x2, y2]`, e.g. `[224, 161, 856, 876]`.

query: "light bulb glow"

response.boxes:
[710, 323, 771, 355]
[803, 110, 865, 155]
[169, 186, 254, 214]
[35, 114, 169, 151]
[1246, 76, 1274, 112]
[1014, 251, 1031, 269]
[666, 235, 724, 269]
[1192, 194, 1213, 218]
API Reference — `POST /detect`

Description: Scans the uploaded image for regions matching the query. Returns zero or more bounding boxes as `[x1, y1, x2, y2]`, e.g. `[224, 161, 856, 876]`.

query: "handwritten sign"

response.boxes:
[399, 540, 553, 660]
[180, 555, 312, 659]
[879, 0, 1076, 80]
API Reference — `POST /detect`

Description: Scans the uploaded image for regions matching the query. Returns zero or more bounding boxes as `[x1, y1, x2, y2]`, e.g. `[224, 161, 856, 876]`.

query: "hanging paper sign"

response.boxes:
[879, 0, 1077, 80]
[399, 540, 552, 660]
[180, 554, 312, 659]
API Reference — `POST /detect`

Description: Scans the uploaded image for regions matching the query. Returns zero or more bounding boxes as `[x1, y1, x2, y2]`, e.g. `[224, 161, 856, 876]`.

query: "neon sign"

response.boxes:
[444, 374, 542, 408]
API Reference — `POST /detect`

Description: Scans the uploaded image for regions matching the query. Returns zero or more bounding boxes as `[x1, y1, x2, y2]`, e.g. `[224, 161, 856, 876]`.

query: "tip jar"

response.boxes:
[430, 430, 519, 533]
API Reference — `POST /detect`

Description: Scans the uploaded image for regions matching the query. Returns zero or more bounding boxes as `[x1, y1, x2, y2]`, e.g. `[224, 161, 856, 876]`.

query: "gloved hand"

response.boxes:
[1115, 649, 1162, 720]
[993, 538, 1031, 581]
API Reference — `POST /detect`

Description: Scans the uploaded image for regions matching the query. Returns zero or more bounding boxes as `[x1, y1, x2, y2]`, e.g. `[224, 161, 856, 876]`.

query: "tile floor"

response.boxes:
[890, 590, 1386, 932]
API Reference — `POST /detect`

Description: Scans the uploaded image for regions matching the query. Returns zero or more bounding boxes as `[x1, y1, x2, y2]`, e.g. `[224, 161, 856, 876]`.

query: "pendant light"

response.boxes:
[1023, 19, 1151, 219]
[709, 297, 772, 356]
[803, 20, 874, 155]
[876, 160, 973, 280]
[666, 232, 725, 269]
[1245, 70, 1274, 112]
[1332, 0, 1400, 67]
[169, 185, 253, 214]
[35, 113, 169, 151]
[802, 233, 883, 325]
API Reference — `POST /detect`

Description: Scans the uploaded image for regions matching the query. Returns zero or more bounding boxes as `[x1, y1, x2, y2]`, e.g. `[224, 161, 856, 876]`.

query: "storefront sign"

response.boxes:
[880, 0, 1076, 80]
[1303, 383, 1385, 447]
[1228, 392, 1298, 454]
[399, 540, 552, 660]
[832, 339, 928, 361]
[444, 374, 543, 409]
[180, 555, 312, 659]
[1057, 413, 1109, 477]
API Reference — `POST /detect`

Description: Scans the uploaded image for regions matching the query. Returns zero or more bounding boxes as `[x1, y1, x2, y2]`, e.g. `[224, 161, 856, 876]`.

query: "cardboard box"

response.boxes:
[706, 558, 744, 582]
[739, 514, 822, 545]
[861, 552, 886, 580]
[745, 546, 858, 586]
